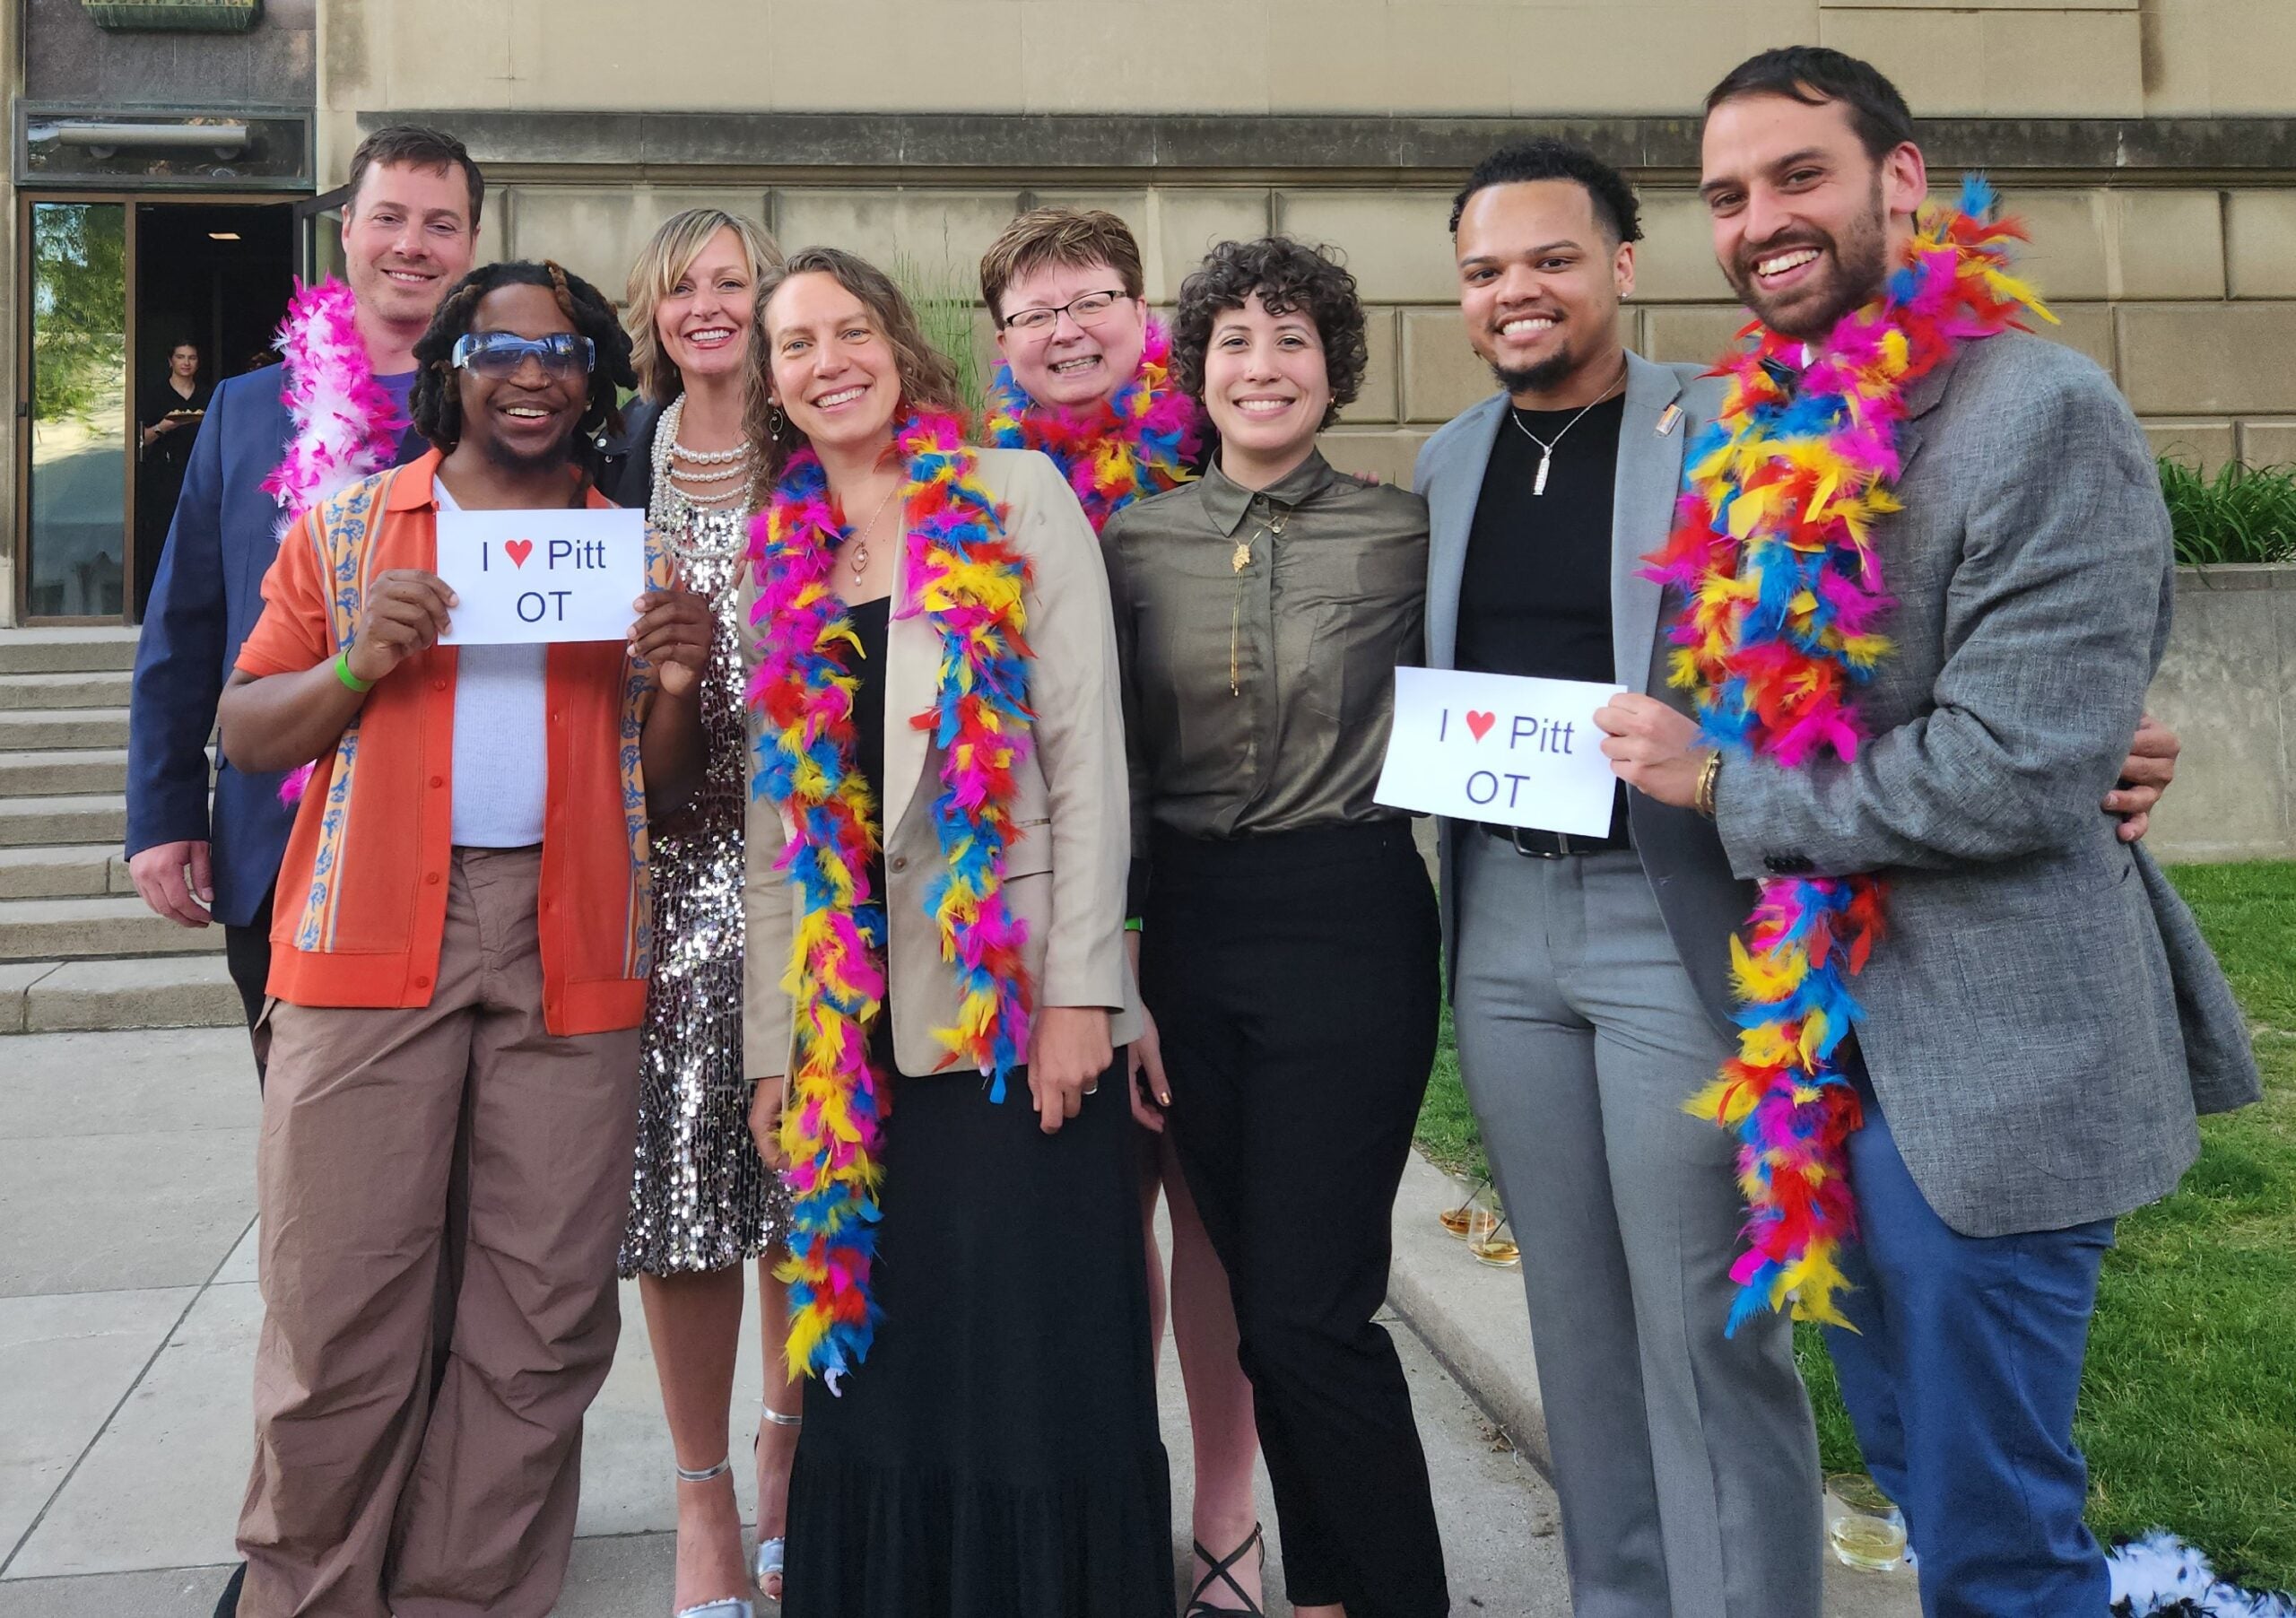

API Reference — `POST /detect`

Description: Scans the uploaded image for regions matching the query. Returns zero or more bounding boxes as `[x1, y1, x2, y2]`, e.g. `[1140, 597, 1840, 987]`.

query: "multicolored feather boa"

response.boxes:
[263, 277, 407, 808]
[1645, 176, 2052, 1333]
[983, 318, 1202, 534]
[745, 407, 1036, 1387]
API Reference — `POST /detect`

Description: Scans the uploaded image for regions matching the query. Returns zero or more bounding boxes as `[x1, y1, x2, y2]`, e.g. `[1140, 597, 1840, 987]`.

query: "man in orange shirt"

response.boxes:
[214, 260, 712, 1618]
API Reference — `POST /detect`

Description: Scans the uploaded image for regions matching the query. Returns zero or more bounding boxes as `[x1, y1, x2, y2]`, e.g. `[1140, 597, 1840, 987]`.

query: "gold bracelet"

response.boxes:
[1694, 750, 1723, 819]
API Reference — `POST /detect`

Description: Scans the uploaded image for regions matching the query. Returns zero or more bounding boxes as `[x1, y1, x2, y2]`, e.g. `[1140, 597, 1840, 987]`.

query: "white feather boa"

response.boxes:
[2112, 1532, 2296, 1617]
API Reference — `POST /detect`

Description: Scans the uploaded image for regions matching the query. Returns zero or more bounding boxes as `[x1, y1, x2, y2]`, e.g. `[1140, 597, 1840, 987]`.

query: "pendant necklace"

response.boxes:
[1228, 503, 1287, 696]
[1510, 360, 1628, 496]
[843, 477, 902, 584]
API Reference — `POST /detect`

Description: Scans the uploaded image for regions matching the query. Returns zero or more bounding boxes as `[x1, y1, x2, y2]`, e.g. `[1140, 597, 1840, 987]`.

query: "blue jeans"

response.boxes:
[1824, 1064, 2116, 1618]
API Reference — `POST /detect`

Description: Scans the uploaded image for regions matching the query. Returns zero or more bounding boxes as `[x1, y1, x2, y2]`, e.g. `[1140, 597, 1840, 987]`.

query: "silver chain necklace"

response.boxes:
[1509, 361, 1628, 496]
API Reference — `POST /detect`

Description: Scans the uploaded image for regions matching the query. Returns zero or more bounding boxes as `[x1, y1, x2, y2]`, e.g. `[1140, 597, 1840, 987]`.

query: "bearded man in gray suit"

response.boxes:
[1595, 48, 2259, 1616]
[1416, 134, 2196, 1618]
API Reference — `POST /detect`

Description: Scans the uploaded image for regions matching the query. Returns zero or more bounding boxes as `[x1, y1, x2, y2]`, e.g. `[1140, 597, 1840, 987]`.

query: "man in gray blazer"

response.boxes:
[1417, 138, 1827, 1618]
[1598, 48, 2259, 1614]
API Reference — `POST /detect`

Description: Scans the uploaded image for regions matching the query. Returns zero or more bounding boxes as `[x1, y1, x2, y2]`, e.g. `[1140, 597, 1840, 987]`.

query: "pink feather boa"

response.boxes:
[263, 278, 407, 807]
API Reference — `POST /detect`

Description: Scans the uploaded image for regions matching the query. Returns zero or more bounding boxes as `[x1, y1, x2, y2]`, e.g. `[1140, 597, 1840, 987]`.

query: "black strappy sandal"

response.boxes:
[1186, 1521, 1266, 1617]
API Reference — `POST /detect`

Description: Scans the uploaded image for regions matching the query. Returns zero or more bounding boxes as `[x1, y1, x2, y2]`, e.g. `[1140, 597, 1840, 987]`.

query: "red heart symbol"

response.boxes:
[1465, 709, 1496, 742]
[504, 539, 535, 569]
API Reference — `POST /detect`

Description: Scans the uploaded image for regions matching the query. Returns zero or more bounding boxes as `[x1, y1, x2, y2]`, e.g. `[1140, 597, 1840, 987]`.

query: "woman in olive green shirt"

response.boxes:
[1100, 237, 1445, 1618]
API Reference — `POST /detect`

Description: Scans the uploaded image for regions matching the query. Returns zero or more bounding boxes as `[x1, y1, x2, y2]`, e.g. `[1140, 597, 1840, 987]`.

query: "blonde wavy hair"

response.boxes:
[744, 247, 966, 497]
[623, 208, 784, 403]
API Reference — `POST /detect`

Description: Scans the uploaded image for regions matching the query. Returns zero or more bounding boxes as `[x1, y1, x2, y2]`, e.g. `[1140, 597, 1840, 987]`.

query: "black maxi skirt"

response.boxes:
[780, 1037, 1175, 1618]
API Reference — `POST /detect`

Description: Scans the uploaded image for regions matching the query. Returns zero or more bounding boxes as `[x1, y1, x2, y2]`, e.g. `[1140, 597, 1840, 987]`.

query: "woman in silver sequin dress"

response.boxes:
[611, 209, 797, 1618]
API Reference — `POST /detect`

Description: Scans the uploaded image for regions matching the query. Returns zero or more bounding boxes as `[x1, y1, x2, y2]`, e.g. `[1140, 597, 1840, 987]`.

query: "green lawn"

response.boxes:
[1414, 860, 2296, 1589]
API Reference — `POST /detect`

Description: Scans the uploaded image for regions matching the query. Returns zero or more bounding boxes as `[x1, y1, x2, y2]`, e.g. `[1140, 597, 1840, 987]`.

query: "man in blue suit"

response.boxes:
[126, 125, 482, 1058]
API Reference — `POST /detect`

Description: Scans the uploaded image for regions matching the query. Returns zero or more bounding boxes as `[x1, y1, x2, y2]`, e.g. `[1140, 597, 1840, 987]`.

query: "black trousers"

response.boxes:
[1143, 820, 1447, 1618]
[222, 882, 274, 1083]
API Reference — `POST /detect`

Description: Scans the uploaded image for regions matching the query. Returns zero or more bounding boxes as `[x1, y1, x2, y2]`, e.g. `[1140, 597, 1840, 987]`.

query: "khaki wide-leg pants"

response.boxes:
[236, 847, 640, 1618]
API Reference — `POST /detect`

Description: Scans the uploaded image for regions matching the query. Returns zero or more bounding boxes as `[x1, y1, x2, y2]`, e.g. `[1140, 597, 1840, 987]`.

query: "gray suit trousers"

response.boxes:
[1452, 837, 1822, 1618]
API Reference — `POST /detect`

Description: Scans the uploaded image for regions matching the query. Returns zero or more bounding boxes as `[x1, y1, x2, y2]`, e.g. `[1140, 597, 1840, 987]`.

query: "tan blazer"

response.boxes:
[742, 446, 1143, 1081]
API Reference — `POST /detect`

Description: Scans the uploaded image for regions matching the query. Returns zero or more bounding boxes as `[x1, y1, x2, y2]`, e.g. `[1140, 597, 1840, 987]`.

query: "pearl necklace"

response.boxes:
[658, 395, 753, 509]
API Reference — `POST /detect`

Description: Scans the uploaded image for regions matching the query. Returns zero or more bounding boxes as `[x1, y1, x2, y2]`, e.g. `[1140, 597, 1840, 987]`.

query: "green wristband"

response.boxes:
[1124, 917, 1144, 934]
[335, 651, 375, 694]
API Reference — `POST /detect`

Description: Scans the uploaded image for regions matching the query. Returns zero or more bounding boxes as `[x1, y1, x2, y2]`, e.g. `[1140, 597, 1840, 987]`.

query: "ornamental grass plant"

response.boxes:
[2160, 458, 2296, 567]
[888, 253, 993, 422]
[1415, 861, 2296, 1589]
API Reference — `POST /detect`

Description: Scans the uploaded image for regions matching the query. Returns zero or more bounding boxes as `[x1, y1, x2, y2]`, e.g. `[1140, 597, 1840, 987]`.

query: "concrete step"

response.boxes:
[0, 844, 128, 900]
[0, 795, 126, 848]
[0, 955, 243, 1034]
[0, 627, 141, 675]
[0, 668, 135, 710]
[0, 708, 130, 751]
[0, 746, 129, 796]
[0, 894, 223, 962]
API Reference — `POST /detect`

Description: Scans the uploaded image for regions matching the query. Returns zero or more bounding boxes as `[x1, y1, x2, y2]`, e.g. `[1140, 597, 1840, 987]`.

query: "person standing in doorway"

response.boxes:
[978, 207, 1265, 1616]
[126, 124, 480, 1072]
[135, 341, 212, 614]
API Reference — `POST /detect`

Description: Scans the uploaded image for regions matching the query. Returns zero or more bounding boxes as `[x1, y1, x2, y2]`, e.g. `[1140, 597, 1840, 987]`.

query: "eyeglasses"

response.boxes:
[1001, 289, 1131, 336]
[450, 331, 596, 378]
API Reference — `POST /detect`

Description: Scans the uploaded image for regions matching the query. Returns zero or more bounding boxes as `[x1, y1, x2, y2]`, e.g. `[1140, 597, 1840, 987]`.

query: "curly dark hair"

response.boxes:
[1170, 237, 1367, 429]
[1448, 138, 1644, 245]
[410, 260, 636, 473]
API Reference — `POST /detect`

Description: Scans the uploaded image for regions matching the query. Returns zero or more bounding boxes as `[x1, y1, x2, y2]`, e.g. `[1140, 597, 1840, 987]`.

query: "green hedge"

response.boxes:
[2161, 458, 2296, 567]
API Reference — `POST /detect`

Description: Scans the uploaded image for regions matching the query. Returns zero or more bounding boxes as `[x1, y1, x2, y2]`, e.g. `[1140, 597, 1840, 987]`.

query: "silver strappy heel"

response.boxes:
[753, 1406, 803, 1604]
[674, 1456, 755, 1618]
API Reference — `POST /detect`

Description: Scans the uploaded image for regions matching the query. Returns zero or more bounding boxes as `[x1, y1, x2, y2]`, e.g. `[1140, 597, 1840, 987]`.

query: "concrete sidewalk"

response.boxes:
[3, 1026, 1576, 1615]
[1388, 1148, 1922, 1618]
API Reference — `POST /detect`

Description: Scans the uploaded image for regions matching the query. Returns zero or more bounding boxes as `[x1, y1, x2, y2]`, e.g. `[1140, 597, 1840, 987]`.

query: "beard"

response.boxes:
[1485, 337, 1580, 398]
[1489, 353, 1578, 396]
[1727, 177, 1892, 340]
[478, 421, 578, 474]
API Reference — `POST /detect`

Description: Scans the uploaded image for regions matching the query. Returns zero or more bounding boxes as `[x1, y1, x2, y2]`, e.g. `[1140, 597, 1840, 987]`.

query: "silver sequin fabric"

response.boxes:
[617, 399, 791, 1278]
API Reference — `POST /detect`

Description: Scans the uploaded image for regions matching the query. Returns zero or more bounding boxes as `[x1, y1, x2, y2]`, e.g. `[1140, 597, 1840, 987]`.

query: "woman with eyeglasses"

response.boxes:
[1100, 238, 1447, 1618]
[598, 208, 804, 1618]
[977, 207, 1273, 1617]
[726, 246, 1171, 1618]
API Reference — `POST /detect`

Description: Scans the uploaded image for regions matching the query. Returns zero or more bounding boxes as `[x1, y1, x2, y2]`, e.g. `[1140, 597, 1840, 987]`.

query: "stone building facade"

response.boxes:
[13, 0, 2296, 621]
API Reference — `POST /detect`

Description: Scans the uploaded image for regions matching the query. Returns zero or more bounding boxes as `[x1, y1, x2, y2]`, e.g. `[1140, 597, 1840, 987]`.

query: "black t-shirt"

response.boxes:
[1456, 395, 1622, 683]
[1457, 394, 1629, 840]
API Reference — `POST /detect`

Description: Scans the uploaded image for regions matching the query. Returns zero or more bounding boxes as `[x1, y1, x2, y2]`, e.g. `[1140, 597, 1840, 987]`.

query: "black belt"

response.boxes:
[1478, 822, 1632, 858]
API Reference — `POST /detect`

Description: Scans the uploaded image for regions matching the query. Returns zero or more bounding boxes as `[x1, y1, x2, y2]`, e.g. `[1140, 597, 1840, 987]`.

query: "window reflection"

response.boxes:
[30, 202, 129, 619]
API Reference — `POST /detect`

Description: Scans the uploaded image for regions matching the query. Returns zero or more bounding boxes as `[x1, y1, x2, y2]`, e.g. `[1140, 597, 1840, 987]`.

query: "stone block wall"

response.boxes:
[314, 0, 2296, 123]
[465, 173, 2296, 488]
[2145, 566, 2296, 864]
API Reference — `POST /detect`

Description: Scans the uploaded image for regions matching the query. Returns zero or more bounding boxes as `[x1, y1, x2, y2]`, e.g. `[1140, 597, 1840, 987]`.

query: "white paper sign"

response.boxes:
[435, 507, 646, 646]
[1374, 666, 1627, 836]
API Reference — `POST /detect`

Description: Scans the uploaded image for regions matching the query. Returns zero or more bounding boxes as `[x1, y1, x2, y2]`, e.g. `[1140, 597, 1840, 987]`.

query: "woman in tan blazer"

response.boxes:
[732, 247, 1169, 1618]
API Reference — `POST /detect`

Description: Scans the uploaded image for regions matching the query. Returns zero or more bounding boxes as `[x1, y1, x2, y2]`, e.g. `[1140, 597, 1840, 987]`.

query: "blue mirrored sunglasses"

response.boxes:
[450, 331, 596, 378]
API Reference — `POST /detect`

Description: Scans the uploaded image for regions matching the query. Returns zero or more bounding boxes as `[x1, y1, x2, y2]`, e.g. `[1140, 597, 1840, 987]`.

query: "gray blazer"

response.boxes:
[1710, 331, 2258, 1237]
[1416, 352, 1753, 1033]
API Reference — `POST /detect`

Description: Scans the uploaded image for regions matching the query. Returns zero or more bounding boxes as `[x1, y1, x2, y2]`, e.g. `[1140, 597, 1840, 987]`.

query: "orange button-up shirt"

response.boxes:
[235, 452, 652, 1035]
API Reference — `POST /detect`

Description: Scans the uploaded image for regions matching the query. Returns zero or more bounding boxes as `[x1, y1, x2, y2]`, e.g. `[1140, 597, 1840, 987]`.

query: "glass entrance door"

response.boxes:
[16, 194, 296, 623]
[26, 200, 130, 620]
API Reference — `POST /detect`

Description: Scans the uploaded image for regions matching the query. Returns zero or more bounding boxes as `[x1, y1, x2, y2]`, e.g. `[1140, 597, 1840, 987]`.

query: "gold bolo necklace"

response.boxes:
[1229, 505, 1287, 696]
